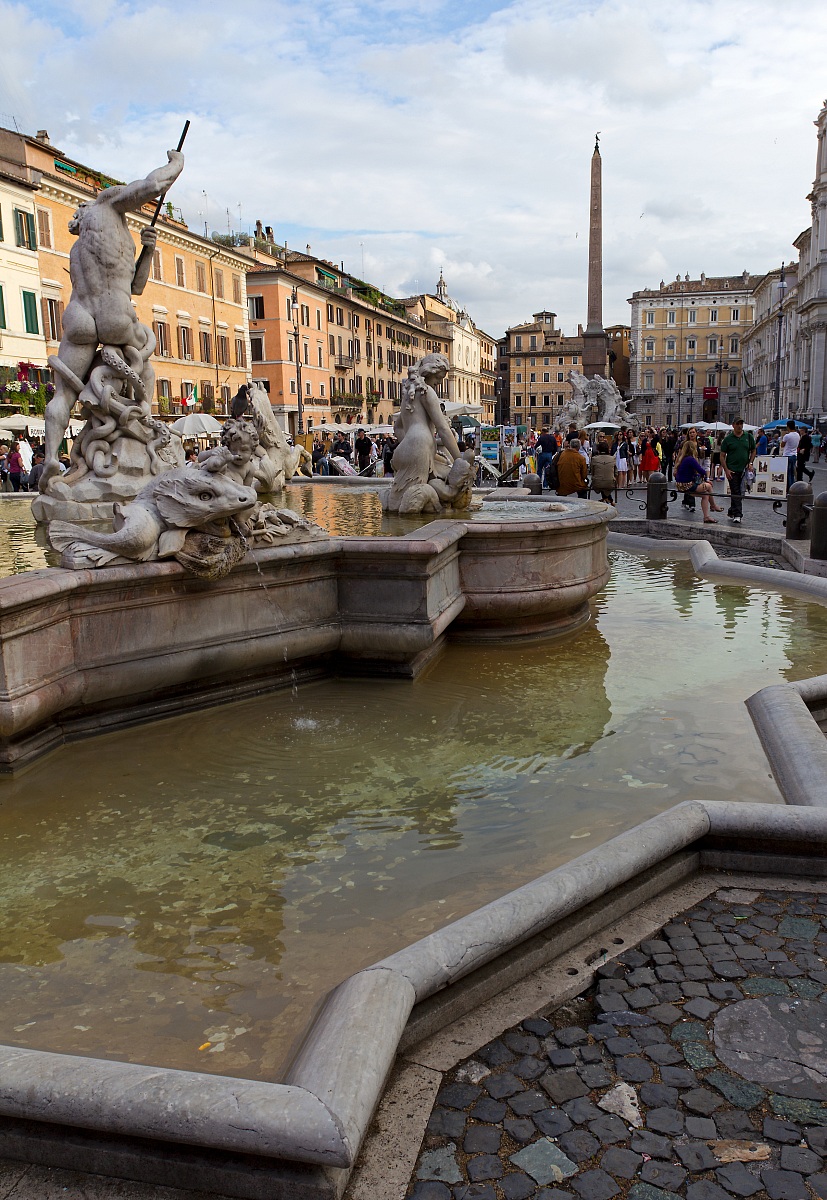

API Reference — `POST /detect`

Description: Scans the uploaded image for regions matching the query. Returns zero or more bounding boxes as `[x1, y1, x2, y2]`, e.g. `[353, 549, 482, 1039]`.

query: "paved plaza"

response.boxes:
[407, 885, 827, 1200]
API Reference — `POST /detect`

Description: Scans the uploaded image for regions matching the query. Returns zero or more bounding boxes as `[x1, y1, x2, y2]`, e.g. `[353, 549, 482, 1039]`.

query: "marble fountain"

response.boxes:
[2, 146, 827, 1200]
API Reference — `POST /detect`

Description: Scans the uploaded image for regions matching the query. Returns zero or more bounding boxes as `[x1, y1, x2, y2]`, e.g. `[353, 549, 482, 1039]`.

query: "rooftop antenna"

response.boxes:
[201, 189, 208, 237]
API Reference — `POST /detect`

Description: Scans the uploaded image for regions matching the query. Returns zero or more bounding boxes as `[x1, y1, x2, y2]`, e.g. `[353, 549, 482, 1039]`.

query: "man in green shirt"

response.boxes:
[720, 417, 756, 525]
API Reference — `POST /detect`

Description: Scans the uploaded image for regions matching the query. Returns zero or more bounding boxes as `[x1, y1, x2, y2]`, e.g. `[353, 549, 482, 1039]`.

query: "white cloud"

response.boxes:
[0, 0, 825, 334]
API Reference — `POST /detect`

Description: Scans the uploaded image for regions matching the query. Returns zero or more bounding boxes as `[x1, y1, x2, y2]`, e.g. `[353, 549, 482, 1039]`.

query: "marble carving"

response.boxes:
[382, 354, 475, 515]
[230, 381, 313, 491]
[49, 416, 327, 578]
[33, 149, 189, 524]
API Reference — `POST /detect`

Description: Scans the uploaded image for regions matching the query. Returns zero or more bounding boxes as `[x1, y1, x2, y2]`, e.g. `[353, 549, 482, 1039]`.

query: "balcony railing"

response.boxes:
[334, 355, 355, 370]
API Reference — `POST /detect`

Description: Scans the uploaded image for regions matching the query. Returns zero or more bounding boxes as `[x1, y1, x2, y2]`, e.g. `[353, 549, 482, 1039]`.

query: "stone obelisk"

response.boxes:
[581, 135, 608, 380]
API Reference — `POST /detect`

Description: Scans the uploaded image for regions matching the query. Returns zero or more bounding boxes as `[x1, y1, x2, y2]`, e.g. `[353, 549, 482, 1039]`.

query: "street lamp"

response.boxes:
[772, 263, 787, 423]
[676, 383, 683, 428]
[291, 286, 305, 435]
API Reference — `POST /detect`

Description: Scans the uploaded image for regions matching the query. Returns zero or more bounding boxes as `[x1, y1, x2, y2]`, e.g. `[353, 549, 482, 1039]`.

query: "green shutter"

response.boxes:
[14, 209, 24, 246]
[0, 285, 5, 329]
[26, 211, 37, 249]
[22, 291, 39, 335]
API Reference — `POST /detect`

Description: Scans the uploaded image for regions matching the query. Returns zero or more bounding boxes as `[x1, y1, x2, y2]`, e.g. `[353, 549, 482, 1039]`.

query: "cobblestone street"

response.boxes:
[408, 886, 827, 1200]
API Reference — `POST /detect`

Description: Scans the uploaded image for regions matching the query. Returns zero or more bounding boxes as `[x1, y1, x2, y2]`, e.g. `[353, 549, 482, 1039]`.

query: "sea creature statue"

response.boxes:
[562, 369, 598, 429]
[33, 147, 187, 526]
[382, 354, 476, 514]
[596, 374, 640, 431]
[230, 381, 312, 491]
[47, 464, 258, 576]
[49, 417, 328, 577]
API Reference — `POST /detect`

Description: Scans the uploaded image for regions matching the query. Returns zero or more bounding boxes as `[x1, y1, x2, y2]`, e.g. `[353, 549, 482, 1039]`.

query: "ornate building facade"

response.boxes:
[501, 312, 585, 429]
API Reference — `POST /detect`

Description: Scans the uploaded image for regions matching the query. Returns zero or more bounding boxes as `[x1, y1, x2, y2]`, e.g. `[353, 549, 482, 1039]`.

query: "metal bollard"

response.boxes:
[786, 481, 814, 541]
[646, 471, 668, 520]
[522, 472, 542, 495]
[811, 492, 827, 559]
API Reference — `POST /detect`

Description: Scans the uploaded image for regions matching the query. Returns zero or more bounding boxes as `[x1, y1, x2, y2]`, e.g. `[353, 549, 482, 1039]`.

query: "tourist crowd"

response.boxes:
[0, 437, 58, 492]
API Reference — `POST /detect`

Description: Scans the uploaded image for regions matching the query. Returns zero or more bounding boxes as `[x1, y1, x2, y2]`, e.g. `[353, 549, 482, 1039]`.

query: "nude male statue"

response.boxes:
[40, 149, 185, 489]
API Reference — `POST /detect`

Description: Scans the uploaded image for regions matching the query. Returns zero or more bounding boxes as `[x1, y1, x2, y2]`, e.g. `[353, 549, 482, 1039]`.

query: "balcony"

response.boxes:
[334, 355, 355, 370]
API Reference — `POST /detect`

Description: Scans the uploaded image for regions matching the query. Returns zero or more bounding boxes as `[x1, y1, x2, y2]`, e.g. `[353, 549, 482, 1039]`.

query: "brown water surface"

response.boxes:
[0, 551, 824, 1078]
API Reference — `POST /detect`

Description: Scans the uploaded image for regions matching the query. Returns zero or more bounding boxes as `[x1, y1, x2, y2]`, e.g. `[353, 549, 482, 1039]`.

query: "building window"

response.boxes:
[572, 356, 578, 365]
[14, 209, 36, 249]
[515, 372, 522, 382]
[557, 394, 564, 405]
[214, 269, 224, 300]
[250, 335, 264, 363]
[232, 274, 242, 305]
[175, 256, 186, 288]
[318, 345, 323, 367]
[729, 371, 738, 388]
[646, 311, 655, 325]
[46, 298, 63, 341]
[543, 372, 550, 383]
[688, 309, 696, 324]
[707, 371, 717, 387]
[336, 307, 344, 326]
[729, 336, 739, 355]
[543, 395, 551, 406]
[529, 372, 536, 383]
[290, 380, 296, 394]
[216, 335, 230, 366]
[235, 337, 246, 368]
[643, 371, 654, 390]
[248, 295, 264, 321]
[151, 250, 162, 281]
[178, 324, 192, 359]
[666, 339, 676, 356]
[645, 340, 655, 357]
[199, 330, 212, 363]
[514, 394, 522, 404]
[153, 320, 171, 357]
[22, 290, 39, 334]
[707, 337, 718, 355]
[558, 357, 564, 365]
[195, 262, 207, 293]
[156, 378, 171, 401]
[303, 342, 309, 365]
[709, 309, 718, 323]
[731, 309, 739, 322]
[687, 370, 695, 390]
[666, 371, 675, 391]
[36, 208, 52, 249]
[557, 372, 564, 382]
[515, 335, 522, 350]
[687, 338, 696, 354]
[667, 310, 676, 324]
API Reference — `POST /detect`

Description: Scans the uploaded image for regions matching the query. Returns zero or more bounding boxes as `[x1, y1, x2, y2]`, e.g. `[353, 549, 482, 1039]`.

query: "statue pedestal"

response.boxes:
[32, 435, 183, 524]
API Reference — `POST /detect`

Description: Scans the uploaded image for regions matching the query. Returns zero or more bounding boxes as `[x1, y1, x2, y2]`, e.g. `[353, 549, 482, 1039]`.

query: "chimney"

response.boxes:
[265, 225, 274, 243]
[35, 130, 50, 143]
[255, 219, 264, 240]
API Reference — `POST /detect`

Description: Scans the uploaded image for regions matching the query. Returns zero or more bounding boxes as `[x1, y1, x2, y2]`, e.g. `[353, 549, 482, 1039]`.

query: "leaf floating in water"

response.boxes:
[570, 830, 591, 839]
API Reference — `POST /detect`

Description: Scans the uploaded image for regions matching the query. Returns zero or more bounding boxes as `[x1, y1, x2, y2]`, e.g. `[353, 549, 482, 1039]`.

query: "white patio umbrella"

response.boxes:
[704, 420, 734, 432]
[0, 414, 46, 433]
[170, 413, 224, 438]
[585, 421, 620, 430]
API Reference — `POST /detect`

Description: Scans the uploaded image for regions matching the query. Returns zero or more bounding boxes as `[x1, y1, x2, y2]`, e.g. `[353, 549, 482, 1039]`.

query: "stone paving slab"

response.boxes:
[407, 886, 827, 1200]
[0, 1162, 236, 1199]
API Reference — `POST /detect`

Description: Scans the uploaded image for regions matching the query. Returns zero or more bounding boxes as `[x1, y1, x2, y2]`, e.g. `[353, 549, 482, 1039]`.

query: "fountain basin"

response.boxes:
[0, 499, 612, 769]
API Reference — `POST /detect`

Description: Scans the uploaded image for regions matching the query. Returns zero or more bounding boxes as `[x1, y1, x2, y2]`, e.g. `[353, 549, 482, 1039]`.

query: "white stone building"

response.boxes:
[794, 99, 827, 420]
[0, 162, 49, 375]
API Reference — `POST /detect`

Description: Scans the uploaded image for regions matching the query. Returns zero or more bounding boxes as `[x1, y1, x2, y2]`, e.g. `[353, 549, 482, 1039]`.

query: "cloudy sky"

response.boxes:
[1, 0, 825, 336]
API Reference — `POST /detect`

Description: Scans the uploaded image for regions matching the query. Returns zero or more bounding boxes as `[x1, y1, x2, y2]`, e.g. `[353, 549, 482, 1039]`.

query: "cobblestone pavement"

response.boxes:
[407, 886, 827, 1200]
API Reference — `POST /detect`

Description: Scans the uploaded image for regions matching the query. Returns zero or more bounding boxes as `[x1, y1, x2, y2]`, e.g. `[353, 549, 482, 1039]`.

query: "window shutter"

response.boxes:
[22, 291, 39, 334]
[178, 325, 185, 359]
[26, 212, 37, 249]
[36, 209, 51, 249]
[0, 285, 5, 330]
[41, 297, 51, 339]
[14, 209, 24, 246]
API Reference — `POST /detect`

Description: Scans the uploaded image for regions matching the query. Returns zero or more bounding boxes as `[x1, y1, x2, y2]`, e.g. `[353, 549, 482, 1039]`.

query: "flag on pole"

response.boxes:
[186, 385, 198, 408]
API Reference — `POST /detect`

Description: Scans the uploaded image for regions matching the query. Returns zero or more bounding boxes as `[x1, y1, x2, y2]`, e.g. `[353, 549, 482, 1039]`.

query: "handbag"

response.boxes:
[676, 472, 703, 493]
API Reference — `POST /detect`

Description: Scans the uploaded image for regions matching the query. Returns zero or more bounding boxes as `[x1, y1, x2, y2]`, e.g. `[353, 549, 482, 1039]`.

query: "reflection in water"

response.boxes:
[0, 553, 825, 1081]
[280, 482, 432, 538]
[0, 498, 56, 574]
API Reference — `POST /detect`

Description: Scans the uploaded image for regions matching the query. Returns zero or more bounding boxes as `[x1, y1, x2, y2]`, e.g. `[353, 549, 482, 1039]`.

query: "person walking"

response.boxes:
[354, 428, 373, 474]
[614, 431, 630, 489]
[720, 417, 756, 525]
[7, 441, 25, 492]
[639, 434, 660, 481]
[812, 428, 822, 462]
[796, 428, 815, 483]
[535, 427, 559, 490]
[781, 420, 800, 489]
[661, 428, 677, 481]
